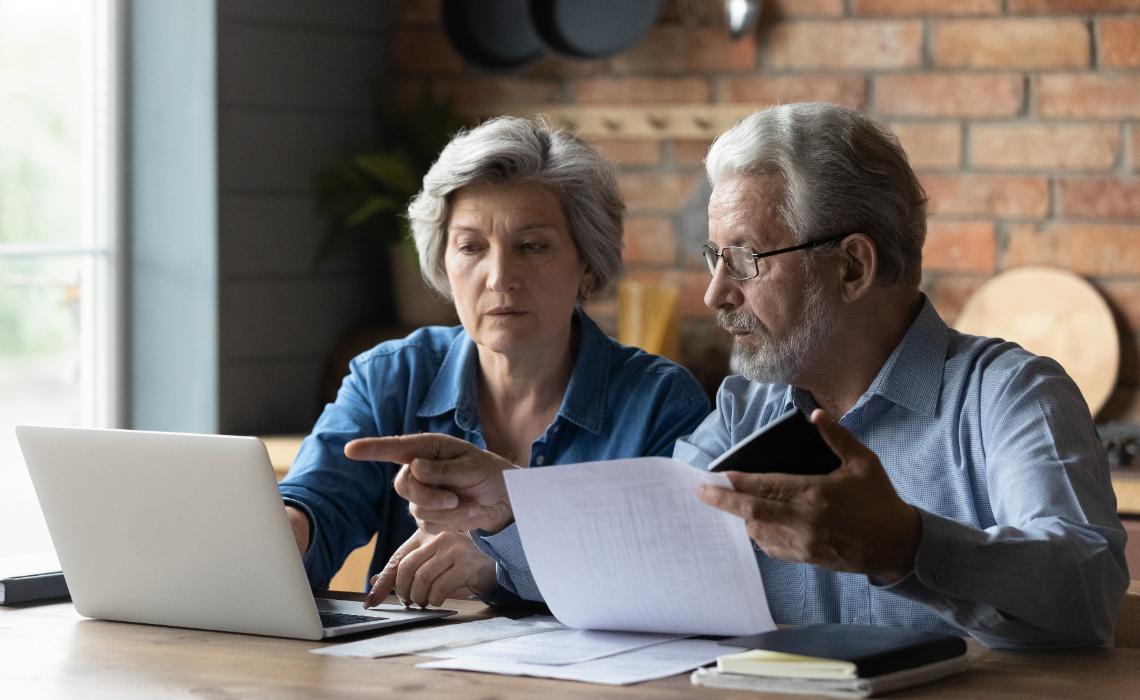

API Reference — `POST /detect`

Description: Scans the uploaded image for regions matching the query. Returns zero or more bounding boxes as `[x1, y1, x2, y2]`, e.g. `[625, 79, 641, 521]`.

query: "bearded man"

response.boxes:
[350, 103, 1128, 649]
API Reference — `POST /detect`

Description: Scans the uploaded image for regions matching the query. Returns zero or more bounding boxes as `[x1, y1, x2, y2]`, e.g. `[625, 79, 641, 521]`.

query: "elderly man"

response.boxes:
[349, 103, 1128, 649]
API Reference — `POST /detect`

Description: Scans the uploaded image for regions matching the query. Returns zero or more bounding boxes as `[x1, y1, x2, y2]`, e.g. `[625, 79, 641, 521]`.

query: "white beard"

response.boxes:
[720, 272, 837, 385]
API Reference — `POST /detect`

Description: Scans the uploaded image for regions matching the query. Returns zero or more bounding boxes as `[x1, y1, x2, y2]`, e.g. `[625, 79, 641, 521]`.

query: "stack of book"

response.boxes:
[691, 623, 969, 698]
[0, 552, 69, 606]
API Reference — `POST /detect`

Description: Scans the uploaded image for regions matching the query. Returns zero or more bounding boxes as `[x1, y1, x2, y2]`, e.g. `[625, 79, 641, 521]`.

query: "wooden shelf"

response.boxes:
[459, 103, 760, 140]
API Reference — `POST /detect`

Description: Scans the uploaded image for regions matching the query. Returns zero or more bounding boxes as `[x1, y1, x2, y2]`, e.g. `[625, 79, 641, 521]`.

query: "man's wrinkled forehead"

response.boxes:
[708, 173, 789, 247]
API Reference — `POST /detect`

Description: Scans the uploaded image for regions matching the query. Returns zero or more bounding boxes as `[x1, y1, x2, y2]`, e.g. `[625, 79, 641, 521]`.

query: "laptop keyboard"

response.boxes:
[319, 611, 387, 628]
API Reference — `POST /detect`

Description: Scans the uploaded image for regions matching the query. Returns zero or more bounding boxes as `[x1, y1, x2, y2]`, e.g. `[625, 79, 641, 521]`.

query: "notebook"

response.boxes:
[695, 624, 970, 697]
[0, 552, 68, 606]
[15, 425, 455, 640]
[717, 623, 968, 679]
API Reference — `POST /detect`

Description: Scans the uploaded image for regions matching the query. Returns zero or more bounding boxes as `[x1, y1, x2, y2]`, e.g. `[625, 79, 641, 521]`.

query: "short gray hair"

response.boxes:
[407, 116, 624, 300]
[705, 102, 927, 288]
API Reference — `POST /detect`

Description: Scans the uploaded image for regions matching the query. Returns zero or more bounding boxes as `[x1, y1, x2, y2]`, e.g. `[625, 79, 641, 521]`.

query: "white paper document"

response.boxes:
[424, 627, 684, 665]
[503, 456, 775, 635]
[310, 616, 562, 658]
[418, 638, 733, 686]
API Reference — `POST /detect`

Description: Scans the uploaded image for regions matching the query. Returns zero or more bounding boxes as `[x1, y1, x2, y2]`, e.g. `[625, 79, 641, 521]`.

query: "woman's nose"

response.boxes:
[486, 248, 521, 292]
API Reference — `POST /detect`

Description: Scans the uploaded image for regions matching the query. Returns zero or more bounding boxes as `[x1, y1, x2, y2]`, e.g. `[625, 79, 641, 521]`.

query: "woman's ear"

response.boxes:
[838, 233, 877, 302]
[579, 269, 598, 301]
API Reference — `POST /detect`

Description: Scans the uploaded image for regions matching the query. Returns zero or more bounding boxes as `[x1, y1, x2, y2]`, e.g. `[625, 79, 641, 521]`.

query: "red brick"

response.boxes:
[391, 30, 464, 74]
[1058, 178, 1140, 219]
[923, 220, 996, 273]
[970, 124, 1120, 171]
[1006, 223, 1140, 275]
[719, 75, 866, 108]
[1035, 74, 1140, 118]
[1100, 17, 1140, 67]
[1133, 125, 1140, 172]
[767, 0, 845, 17]
[933, 19, 1089, 69]
[875, 74, 1023, 117]
[573, 77, 710, 105]
[432, 78, 563, 111]
[618, 173, 700, 213]
[763, 20, 923, 71]
[591, 139, 661, 167]
[517, 54, 610, 80]
[920, 274, 988, 326]
[921, 174, 1049, 217]
[890, 122, 961, 169]
[855, 0, 1001, 14]
[611, 26, 757, 74]
[623, 217, 677, 266]
[1010, 0, 1140, 13]
[673, 140, 714, 168]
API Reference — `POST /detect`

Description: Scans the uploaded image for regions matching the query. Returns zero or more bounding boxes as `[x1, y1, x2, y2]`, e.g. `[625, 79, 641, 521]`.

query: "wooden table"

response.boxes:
[2, 597, 1140, 698]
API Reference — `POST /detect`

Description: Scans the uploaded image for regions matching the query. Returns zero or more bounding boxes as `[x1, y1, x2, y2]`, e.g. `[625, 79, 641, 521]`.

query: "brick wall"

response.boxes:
[390, 0, 1140, 422]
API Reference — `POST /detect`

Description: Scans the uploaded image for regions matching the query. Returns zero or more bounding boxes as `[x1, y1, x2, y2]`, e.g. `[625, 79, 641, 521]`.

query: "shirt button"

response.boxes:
[552, 425, 560, 433]
[535, 455, 545, 466]
[935, 569, 947, 586]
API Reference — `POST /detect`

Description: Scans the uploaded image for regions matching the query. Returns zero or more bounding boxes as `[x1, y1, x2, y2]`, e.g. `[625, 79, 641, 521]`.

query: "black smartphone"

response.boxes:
[708, 408, 841, 475]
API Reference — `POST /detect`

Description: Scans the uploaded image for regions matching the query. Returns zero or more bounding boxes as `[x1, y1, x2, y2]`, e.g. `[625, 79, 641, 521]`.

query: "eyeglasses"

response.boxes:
[700, 232, 854, 281]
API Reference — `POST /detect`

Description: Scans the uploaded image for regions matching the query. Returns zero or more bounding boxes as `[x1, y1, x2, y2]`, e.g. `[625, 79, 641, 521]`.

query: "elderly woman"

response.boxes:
[278, 117, 710, 607]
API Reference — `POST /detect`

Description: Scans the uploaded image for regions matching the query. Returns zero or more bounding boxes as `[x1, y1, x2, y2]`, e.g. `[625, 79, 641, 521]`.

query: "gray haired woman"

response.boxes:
[279, 117, 710, 608]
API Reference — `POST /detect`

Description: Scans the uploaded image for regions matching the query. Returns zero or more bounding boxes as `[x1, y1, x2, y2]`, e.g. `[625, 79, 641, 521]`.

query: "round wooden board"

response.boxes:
[953, 266, 1119, 417]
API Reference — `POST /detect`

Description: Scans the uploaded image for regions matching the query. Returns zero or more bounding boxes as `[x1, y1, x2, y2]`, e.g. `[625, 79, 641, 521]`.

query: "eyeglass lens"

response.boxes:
[702, 246, 757, 280]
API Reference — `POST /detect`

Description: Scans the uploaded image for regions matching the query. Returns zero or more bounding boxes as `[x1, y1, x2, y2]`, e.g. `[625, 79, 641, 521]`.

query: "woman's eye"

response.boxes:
[519, 240, 548, 253]
[455, 242, 483, 254]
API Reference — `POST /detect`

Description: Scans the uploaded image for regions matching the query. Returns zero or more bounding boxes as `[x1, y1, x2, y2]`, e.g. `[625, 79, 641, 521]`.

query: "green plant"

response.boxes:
[311, 98, 465, 269]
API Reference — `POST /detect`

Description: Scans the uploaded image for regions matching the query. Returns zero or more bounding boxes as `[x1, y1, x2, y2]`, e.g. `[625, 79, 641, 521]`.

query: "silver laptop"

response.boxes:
[14, 425, 455, 640]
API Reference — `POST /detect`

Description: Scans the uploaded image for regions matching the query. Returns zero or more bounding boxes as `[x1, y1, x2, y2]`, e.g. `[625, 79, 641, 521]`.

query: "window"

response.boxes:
[0, 0, 122, 557]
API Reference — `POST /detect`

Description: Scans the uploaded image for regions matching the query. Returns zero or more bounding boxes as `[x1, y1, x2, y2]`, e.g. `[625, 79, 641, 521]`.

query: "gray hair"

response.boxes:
[406, 116, 624, 300]
[705, 102, 927, 288]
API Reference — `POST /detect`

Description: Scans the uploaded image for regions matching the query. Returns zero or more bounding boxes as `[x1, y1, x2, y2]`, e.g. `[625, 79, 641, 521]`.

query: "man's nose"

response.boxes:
[704, 263, 742, 310]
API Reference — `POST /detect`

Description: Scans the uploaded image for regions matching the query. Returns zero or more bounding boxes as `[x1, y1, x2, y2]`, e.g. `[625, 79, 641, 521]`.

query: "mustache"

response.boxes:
[717, 309, 762, 332]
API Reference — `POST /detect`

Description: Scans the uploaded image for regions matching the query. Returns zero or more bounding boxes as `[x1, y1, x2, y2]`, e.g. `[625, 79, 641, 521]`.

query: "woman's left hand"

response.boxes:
[364, 529, 496, 609]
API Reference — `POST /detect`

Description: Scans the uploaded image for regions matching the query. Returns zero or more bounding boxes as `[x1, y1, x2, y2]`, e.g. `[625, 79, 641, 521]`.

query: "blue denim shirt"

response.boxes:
[674, 298, 1128, 649]
[278, 309, 710, 597]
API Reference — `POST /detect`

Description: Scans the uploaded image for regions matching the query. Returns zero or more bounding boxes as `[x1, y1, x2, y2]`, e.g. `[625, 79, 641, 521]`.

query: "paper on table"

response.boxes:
[503, 456, 775, 635]
[310, 616, 562, 658]
[423, 627, 684, 665]
[418, 638, 734, 686]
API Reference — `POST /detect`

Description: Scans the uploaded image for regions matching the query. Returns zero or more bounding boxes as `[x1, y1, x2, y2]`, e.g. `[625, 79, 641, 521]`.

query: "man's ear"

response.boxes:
[837, 233, 877, 302]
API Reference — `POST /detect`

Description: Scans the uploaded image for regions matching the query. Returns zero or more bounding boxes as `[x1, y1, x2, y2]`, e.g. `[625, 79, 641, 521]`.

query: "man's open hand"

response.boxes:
[697, 409, 922, 583]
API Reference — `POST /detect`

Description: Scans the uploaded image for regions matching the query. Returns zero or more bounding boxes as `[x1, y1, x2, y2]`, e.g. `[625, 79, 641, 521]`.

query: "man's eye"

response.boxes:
[520, 241, 548, 252]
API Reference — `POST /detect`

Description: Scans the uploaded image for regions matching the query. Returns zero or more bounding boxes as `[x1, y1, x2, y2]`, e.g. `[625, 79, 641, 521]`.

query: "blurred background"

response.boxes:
[2, 0, 1139, 571]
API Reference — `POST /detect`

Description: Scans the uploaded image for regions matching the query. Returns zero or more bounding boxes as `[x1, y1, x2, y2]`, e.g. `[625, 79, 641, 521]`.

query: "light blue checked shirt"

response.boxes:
[480, 298, 1128, 648]
[674, 298, 1128, 649]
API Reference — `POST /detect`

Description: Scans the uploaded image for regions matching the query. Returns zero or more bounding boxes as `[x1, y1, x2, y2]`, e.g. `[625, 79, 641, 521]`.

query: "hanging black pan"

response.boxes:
[530, 0, 664, 59]
[442, 0, 545, 71]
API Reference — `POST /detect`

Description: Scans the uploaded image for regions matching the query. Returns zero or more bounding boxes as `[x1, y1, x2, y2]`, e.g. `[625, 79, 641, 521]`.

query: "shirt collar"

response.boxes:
[417, 330, 479, 427]
[416, 307, 611, 436]
[862, 295, 948, 417]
